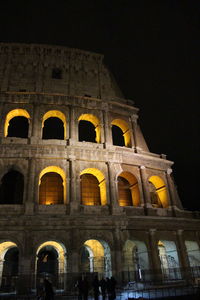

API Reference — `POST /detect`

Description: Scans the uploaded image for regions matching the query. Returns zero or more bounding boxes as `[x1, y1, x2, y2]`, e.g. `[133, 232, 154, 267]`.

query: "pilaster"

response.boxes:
[103, 110, 112, 147]
[176, 229, 191, 280]
[148, 229, 162, 281]
[139, 166, 152, 210]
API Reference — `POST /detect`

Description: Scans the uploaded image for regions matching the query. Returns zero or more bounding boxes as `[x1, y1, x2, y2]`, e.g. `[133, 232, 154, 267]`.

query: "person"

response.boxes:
[110, 277, 117, 300]
[99, 278, 107, 300]
[77, 276, 84, 300]
[92, 275, 99, 300]
[82, 276, 89, 300]
[44, 278, 54, 300]
[107, 277, 117, 300]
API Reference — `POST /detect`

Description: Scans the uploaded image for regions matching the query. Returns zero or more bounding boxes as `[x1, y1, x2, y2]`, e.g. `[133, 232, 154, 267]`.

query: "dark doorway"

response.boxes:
[2, 247, 19, 277]
[7, 116, 29, 138]
[42, 117, 64, 140]
[37, 246, 58, 276]
[112, 125, 125, 146]
[0, 170, 24, 204]
[78, 120, 96, 143]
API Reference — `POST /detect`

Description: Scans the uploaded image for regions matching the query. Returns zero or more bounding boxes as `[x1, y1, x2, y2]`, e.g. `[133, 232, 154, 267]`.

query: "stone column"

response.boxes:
[30, 103, 40, 143]
[139, 166, 152, 210]
[166, 168, 182, 209]
[69, 157, 80, 214]
[103, 110, 112, 148]
[67, 228, 80, 290]
[148, 229, 162, 281]
[130, 116, 137, 151]
[176, 230, 191, 281]
[112, 228, 123, 283]
[68, 105, 77, 144]
[25, 158, 36, 215]
[107, 162, 121, 215]
[17, 233, 33, 295]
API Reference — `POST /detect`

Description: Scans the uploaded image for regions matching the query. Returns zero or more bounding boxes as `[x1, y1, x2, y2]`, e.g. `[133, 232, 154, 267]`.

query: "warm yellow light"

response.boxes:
[36, 241, 66, 273]
[42, 110, 67, 139]
[78, 114, 101, 143]
[84, 240, 104, 257]
[149, 176, 169, 208]
[4, 109, 30, 137]
[0, 241, 17, 260]
[80, 168, 107, 205]
[39, 166, 67, 204]
[111, 119, 131, 147]
[118, 171, 140, 206]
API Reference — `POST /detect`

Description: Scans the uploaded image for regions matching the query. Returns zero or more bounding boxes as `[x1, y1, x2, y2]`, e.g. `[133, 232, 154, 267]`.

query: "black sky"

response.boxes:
[0, 0, 199, 210]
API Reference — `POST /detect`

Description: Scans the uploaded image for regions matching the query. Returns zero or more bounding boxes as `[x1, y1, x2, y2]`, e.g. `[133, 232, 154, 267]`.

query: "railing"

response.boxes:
[0, 268, 200, 298]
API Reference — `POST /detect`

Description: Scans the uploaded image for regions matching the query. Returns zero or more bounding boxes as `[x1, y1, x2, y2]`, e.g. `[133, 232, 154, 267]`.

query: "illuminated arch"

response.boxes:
[185, 241, 200, 268]
[42, 110, 67, 139]
[123, 239, 149, 281]
[81, 239, 111, 277]
[4, 109, 30, 137]
[111, 119, 131, 147]
[117, 171, 140, 206]
[80, 168, 107, 205]
[148, 175, 169, 208]
[158, 240, 180, 279]
[36, 241, 67, 275]
[39, 166, 66, 204]
[0, 241, 18, 287]
[78, 114, 101, 143]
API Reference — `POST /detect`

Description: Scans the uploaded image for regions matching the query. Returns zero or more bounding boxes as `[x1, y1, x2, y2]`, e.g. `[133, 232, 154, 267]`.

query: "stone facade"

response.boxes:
[0, 43, 199, 293]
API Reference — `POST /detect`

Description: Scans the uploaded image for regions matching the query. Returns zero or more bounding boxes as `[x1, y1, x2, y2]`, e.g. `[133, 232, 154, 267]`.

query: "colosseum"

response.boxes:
[0, 43, 199, 295]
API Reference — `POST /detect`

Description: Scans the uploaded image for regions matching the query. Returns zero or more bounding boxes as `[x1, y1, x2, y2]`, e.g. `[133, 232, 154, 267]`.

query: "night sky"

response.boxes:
[0, 1, 199, 210]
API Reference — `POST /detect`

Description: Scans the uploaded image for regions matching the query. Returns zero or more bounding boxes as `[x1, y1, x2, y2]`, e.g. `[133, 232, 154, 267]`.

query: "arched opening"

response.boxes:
[0, 241, 19, 292]
[4, 109, 30, 138]
[111, 119, 131, 147]
[117, 172, 140, 207]
[42, 118, 64, 140]
[158, 240, 180, 280]
[37, 246, 58, 277]
[0, 170, 24, 204]
[39, 173, 64, 205]
[42, 111, 67, 140]
[78, 114, 101, 143]
[112, 125, 125, 146]
[81, 174, 100, 206]
[80, 168, 107, 206]
[39, 166, 66, 205]
[36, 241, 67, 290]
[123, 240, 149, 282]
[79, 121, 96, 143]
[148, 176, 169, 208]
[185, 241, 200, 277]
[80, 239, 111, 278]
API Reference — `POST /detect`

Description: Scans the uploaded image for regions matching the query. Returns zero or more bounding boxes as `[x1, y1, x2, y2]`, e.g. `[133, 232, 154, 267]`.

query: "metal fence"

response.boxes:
[0, 267, 200, 299]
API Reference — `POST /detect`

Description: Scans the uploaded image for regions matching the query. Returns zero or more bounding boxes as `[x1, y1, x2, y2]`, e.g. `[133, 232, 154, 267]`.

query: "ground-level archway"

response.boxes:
[0, 241, 19, 292]
[80, 239, 112, 279]
[35, 241, 67, 290]
[158, 240, 181, 280]
[123, 240, 149, 282]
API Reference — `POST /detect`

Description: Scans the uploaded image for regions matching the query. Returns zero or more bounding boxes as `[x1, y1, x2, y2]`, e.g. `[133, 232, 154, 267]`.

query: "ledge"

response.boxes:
[0, 204, 24, 214]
